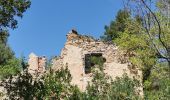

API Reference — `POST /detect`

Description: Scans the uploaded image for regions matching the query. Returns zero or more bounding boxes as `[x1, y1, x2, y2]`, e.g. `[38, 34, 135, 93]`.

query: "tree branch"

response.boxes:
[141, 0, 170, 60]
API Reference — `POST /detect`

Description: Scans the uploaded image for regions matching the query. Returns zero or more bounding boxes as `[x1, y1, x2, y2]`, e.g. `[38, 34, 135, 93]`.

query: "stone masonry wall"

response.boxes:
[28, 53, 46, 75]
[52, 30, 143, 94]
[0, 30, 143, 99]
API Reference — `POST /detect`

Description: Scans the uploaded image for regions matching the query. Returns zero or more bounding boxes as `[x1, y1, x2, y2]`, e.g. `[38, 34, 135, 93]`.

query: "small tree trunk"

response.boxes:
[167, 61, 170, 78]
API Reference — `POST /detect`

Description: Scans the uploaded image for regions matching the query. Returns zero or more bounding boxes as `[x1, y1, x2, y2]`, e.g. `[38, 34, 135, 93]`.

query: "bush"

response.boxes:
[2, 67, 142, 100]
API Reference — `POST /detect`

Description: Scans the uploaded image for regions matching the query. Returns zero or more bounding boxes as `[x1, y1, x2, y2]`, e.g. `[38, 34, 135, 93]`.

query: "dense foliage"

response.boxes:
[84, 72, 140, 100]
[101, 9, 130, 41]
[102, 0, 170, 99]
[0, 0, 31, 30]
[0, 0, 31, 79]
[2, 66, 140, 100]
[0, 0, 170, 99]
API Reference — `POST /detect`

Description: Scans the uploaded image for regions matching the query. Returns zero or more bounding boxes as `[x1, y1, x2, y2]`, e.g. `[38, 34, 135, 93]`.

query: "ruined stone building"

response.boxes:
[28, 29, 142, 94]
[28, 53, 46, 75]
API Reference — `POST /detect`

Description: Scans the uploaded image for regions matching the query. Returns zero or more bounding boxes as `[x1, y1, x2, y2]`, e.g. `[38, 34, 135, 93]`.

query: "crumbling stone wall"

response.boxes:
[52, 30, 143, 93]
[0, 30, 143, 99]
[28, 53, 46, 75]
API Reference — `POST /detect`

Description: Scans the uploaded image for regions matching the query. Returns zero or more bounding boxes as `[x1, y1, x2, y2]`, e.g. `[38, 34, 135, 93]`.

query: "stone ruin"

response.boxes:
[28, 53, 46, 75]
[0, 53, 47, 99]
[0, 29, 143, 99]
[27, 29, 143, 95]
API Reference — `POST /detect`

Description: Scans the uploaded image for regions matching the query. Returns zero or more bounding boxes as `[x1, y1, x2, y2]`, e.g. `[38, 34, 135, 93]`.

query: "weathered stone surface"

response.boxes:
[28, 53, 46, 75]
[52, 29, 143, 94]
[0, 29, 143, 99]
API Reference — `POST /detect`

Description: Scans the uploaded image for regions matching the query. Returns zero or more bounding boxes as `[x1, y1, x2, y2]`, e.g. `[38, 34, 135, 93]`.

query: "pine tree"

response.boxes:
[101, 9, 130, 41]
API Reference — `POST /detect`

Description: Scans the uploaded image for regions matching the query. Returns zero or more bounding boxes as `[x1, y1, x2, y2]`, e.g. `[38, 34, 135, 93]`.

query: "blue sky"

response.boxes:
[8, 0, 123, 58]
